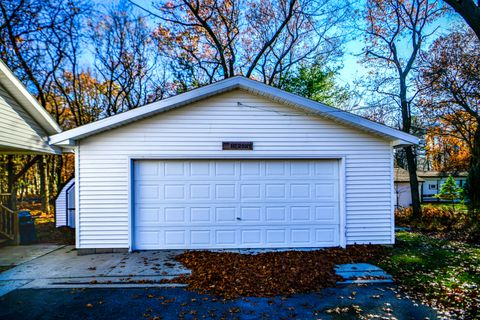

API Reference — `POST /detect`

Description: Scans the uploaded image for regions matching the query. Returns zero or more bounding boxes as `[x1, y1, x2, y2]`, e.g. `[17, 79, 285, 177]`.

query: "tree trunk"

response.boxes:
[466, 126, 480, 213]
[443, 0, 480, 40]
[405, 146, 421, 218]
[39, 156, 50, 213]
[6, 155, 15, 210]
[399, 76, 421, 219]
[56, 155, 63, 196]
[47, 156, 55, 207]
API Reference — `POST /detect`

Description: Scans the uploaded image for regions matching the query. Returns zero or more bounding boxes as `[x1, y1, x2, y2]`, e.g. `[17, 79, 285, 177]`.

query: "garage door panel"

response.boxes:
[190, 207, 211, 222]
[136, 185, 159, 200]
[265, 207, 286, 221]
[314, 161, 338, 177]
[190, 184, 211, 199]
[137, 208, 160, 223]
[215, 207, 236, 222]
[265, 184, 286, 199]
[164, 184, 185, 200]
[241, 207, 261, 221]
[190, 161, 210, 176]
[135, 226, 340, 249]
[135, 203, 339, 226]
[137, 181, 338, 203]
[215, 184, 237, 199]
[315, 206, 338, 222]
[135, 161, 159, 177]
[215, 162, 237, 176]
[134, 160, 340, 249]
[164, 207, 185, 223]
[240, 161, 262, 176]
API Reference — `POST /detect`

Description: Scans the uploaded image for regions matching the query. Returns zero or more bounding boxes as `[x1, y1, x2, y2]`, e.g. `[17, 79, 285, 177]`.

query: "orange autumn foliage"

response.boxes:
[425, 112, 475, 172]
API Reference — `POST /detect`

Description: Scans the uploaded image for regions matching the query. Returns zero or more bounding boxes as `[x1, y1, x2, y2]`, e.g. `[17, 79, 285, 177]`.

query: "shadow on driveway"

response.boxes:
[0, 284, 436, 319]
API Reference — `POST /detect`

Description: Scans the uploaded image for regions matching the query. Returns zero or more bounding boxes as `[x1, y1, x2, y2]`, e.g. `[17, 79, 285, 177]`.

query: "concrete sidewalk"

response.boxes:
[0, 246, 190, 296]
[0, 244, 63, 267]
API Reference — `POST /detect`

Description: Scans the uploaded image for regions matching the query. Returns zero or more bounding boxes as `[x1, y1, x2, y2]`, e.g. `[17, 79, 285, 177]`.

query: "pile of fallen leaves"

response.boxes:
[174, 246, 385, 298]
[35, 222, 75, 245]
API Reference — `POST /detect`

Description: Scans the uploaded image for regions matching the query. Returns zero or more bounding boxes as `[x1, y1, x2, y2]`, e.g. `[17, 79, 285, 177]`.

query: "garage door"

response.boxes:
[133, 159, 340, 249]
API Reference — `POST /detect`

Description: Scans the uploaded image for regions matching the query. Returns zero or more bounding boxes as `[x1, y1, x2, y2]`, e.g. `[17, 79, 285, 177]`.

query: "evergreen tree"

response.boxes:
[435, 175, 462, 210]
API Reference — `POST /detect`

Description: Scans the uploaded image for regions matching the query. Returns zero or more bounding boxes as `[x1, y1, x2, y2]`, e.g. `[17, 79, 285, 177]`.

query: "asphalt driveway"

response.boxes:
[0, 285, 436, 320]
[0, 245, 439, 319]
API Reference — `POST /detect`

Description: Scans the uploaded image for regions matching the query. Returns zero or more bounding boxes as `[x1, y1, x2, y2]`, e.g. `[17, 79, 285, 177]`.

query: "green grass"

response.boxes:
[377, 231, 480, 318]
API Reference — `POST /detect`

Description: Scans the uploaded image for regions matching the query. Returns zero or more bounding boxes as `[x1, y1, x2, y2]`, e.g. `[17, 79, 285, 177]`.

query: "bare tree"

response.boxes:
[0, 0, 88, 212]
[362, 0, 445, 219]
[132, 0, 348, 88]
[419, 30, 480, 210]
[90, 1, 167, 116]
[0, 0, 88, 109]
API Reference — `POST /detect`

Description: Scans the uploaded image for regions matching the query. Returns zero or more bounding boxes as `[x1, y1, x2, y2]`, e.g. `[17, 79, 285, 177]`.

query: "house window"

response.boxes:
[429, 184, 437, 190]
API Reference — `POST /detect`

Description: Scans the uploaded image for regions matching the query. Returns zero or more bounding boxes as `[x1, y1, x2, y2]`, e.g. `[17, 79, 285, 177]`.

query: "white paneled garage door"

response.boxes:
[133, 159, 340, 249]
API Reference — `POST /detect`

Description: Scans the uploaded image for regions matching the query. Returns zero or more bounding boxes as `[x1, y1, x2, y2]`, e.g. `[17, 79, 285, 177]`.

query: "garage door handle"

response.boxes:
[236, 217, 241, 221]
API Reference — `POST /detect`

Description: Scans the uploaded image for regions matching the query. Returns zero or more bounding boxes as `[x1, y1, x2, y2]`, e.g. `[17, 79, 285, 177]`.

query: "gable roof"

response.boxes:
[0, 60, 61, 136]
[394, 167, 425, 183]
[418, 171, 468, 178]
[50, 76, 418, 146]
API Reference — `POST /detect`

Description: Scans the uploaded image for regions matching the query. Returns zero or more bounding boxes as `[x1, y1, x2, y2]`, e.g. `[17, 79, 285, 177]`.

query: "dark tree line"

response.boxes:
[0, 0, 478, 216]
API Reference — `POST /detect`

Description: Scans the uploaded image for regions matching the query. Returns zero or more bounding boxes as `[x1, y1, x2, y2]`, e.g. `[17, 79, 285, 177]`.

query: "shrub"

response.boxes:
[395, 205, 467, 233]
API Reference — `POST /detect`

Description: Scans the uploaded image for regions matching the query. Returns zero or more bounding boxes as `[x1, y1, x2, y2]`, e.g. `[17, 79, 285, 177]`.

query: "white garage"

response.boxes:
[133, 159, 340, 249]
[49, 76, 418, 253]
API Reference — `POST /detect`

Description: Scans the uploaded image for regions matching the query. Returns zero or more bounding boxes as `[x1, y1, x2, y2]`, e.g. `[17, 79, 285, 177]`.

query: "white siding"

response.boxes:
[395, 182, 412, 208]
[76, 89, 394, 249]
[0, 84, 52, 153]
[55, 179, 75, 227]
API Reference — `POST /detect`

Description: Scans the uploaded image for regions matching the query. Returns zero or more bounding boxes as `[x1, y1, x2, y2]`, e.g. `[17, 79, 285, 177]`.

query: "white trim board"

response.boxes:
[50, 76, 418, 146]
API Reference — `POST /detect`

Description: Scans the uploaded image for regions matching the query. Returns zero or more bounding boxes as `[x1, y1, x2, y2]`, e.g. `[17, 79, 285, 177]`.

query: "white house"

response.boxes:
[0, 60, 61, 154]
[394, 167, 424, 208]
[418, 171, 468, 202]
[50, 76, 418, 253]
[393, 168, 468, 207]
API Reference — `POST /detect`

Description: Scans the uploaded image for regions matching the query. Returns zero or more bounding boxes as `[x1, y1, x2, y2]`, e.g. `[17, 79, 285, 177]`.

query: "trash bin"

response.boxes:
[18, 210, 36, 245]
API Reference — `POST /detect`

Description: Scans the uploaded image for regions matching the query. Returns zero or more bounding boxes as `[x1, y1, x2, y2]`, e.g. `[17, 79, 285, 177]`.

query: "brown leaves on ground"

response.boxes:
[173, 245, 385, 298]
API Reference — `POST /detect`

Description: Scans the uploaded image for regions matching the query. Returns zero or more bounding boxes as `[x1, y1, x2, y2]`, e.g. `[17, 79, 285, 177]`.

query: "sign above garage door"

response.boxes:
[133, 159, 340, 250]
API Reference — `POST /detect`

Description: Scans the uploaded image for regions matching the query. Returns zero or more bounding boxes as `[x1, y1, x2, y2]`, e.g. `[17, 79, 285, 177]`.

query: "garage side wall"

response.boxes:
[76, 89, 394, 249]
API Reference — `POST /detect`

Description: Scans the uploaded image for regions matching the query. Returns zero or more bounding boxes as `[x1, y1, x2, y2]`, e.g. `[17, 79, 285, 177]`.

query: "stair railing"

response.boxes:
[0, 193, 19, 243]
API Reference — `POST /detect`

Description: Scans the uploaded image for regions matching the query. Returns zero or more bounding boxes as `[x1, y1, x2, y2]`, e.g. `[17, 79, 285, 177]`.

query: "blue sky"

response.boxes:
[337, 13, 464, 89]
[96, 0, 465, 91]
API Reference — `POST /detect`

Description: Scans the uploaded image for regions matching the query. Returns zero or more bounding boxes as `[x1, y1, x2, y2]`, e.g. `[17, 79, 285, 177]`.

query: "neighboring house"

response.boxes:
[418, 171, 468, 202]
[55, 178, 75, 228]
[394, 168, 424, 208]
[50, 76, 418, 253]
[393, 168, 467, 206]
[0, 60, 61, 154]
